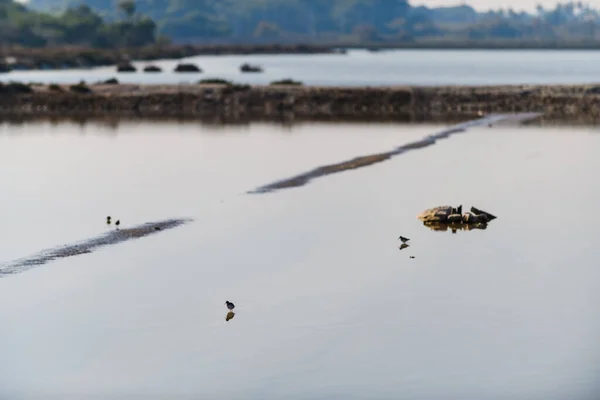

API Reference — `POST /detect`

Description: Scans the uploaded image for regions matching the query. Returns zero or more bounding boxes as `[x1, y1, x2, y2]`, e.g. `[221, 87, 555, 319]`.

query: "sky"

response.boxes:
[414, 0, 600, 12]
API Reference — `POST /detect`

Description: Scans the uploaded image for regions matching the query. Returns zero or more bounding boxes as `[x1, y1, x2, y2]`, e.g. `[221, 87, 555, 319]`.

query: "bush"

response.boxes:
[270, 79, 303, 86]
[69, 82, 92, 94]
[0, 82, 33, 94]
[48, 83, 64, 92]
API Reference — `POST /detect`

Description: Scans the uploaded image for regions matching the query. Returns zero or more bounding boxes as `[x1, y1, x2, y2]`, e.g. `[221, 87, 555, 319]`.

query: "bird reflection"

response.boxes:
[226, 311, 235, 322]
[398, 243, 410, 251]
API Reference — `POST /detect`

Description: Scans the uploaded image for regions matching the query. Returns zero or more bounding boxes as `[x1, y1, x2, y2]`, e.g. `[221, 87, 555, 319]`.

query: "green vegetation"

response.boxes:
[24, 0, 600, 45]
[48, 83, 63, 91]
[0, 81, 33, 94]
[69, 81, 92, 93]
[0, 0, 156, 47]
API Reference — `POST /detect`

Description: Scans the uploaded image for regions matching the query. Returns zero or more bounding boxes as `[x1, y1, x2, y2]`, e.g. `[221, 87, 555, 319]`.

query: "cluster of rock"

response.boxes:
[116, 62, 202, 73]
[418, 205, 497, 226]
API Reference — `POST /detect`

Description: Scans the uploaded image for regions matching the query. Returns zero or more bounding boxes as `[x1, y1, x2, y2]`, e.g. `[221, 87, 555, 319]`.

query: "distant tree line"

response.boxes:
[0, 0, 157, 47]
[8, 0, 600, 47]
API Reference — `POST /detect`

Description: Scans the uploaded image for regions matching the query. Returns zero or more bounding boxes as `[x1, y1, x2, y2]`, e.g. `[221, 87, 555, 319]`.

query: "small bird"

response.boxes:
[410, 256, 415, 259]
[398, 236, 410, 244]
[106, 216, 111, 224]
[225, 301, 235, 310]
[115, 220, 120, 229]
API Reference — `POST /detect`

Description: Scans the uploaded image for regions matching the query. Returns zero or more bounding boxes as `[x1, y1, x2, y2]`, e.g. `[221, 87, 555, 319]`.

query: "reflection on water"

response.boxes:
[398, 243, 410, 251]
[422, 221, 488, 232]
[226, 311, 235, 322]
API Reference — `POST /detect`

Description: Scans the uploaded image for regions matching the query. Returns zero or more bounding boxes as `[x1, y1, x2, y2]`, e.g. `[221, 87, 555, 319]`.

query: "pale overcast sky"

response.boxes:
[414, 0, 600, 12]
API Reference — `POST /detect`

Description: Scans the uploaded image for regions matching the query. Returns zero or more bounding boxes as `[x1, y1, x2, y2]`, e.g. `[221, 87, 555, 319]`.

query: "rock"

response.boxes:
[470, 207, 497, 221]
[174, 63, 202, 73]
[143, 65, 162, 73]
[417, 206, 454, 222]
[419, 205, 497, 227]
[240, 63, 263, 73]
[447, 213, 462, 223]
[117, 62, 136, 72]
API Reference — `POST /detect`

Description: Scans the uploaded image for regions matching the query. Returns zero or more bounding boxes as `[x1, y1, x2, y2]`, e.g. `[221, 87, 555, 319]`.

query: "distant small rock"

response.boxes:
[174, 63, 202, 73]
[143, 65, 162, 73]
[117, 62, 136, 73]
[240, 63, 263, 73]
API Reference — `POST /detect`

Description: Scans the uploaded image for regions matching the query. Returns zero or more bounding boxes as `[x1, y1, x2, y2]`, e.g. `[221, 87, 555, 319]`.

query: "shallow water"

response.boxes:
[3, 49, 600, 86]
[1, 120, 599, 400]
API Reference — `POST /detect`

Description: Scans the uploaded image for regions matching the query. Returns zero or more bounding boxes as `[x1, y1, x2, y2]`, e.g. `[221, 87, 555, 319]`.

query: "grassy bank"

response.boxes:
[1, 81, 600, 123]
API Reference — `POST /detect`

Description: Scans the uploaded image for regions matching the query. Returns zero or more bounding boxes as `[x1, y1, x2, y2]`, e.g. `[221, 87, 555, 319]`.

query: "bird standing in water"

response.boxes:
[106, 216, 111, 224]
[225, 301, 235, 311]
[398, 236, 410, 244]
[115, 220, 120, 229]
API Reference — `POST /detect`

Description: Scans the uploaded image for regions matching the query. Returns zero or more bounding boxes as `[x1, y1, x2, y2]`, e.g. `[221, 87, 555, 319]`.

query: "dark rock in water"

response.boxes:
[447, 213, 462, 223]
[144, 65, 162, 73]
[418, 205, 496, 232]
[240, 63, 263, 73]
[117, 62, 136, 72]
[102, 78, 119, 85]
[174, 63, 202, 73]
[470, 207, 497, 221]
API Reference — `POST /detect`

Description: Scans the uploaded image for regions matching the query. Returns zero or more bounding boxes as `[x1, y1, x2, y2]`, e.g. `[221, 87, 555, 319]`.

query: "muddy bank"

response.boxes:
[1, 83, 600, 122]
[0, 219, 191, 277]
[248, 113, 541, 194]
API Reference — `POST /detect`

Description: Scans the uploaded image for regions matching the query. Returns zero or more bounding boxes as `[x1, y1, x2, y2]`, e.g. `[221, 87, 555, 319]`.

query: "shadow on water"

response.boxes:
[248, 112, 542, 194]
[0, 218, 192, 277]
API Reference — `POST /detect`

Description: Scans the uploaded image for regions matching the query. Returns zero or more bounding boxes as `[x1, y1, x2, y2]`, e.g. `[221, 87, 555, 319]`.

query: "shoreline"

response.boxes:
[0, 44, 341, 71]
[1, 82, 600, 124]
[4, 42, 600, 72]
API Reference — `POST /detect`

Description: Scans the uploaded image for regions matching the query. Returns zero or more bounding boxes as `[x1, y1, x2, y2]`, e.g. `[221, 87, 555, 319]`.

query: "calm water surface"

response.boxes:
[0, 120, 599, 400]
[3, 49, 600, 86]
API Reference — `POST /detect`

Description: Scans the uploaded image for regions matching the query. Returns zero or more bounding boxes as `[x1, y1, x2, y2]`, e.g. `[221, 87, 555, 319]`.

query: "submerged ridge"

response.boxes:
[248, 112, 542, 194]
[0, 218, 192, 277]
